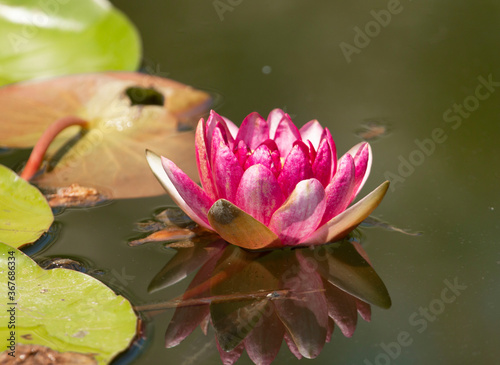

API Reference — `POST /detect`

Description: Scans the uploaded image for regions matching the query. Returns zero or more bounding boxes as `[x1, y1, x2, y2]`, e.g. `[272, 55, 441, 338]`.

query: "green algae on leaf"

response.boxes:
[0, 243, 138, 364]
[0, 0, 141, 86]
[0, 165, 53, 248]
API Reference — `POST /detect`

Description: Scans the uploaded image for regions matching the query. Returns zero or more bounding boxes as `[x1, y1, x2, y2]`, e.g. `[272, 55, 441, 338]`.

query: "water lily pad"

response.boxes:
[0, 165, 53, 248]
[0, 242, 137, 364]
[0, 72, 211, 200]
[0, 0, 141, 86]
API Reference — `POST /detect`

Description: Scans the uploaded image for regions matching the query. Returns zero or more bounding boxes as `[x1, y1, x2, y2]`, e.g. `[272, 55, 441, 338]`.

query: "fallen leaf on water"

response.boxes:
[0, 72, 211, 202]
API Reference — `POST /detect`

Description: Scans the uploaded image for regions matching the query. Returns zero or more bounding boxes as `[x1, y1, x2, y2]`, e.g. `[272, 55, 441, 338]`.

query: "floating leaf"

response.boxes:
[0, 165, 53, 248]
[0, 72, 211, 201]
[0, 243, 138, 364]
[0, 0, 141, 86]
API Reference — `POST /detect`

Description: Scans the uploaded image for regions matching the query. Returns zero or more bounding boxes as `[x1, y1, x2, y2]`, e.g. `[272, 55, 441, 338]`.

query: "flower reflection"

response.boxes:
[145, 238, 390, 365]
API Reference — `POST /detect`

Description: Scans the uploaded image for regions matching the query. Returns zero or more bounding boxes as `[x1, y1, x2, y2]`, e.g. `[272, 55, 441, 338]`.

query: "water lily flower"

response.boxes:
[147, 109, 389, 250]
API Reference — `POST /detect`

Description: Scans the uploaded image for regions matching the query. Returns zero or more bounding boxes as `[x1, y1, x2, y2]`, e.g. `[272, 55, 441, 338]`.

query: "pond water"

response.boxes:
[4, 0, 500, 364]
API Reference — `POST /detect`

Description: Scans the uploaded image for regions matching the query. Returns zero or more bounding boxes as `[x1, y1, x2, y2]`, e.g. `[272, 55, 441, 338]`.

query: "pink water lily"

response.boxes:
[147, 109, 389, 250]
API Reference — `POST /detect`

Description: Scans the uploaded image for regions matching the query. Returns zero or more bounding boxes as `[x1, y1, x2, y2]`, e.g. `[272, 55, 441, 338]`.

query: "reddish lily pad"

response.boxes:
[0, 72, 211, 201]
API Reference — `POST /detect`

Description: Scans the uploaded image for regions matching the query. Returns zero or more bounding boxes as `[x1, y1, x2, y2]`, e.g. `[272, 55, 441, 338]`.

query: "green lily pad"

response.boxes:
[0, 0, 141, 86]
[0, 242, 137, 364]
[0, 164, 53, 248]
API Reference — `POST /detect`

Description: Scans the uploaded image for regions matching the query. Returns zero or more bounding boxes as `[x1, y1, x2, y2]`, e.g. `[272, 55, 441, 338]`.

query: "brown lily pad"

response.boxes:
[0, 72, 211, 201]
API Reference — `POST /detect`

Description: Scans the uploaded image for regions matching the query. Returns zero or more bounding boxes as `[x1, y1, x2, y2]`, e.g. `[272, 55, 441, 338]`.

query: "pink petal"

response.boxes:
[235, 165, 285, 226]
[234, 139, 251, 167]
[274, 253, 328, 358]
[222, 116, 239, 138]
[356, 299, 372, 322]
[326, 318, 335, 343]
[235, 112, 269, 150]
[195, 119, 217, 200]
[164, 248, 224, 347]
[216, 338, 245, 365]
[205, 110, 234, 156]
[274, 114, 302, 158]
[244, 308, 285, 365]
[321, 127, 337, 176]
[345, 142, 372, 200]
[312, 137, 333, 188]
[284, 331, 302, 360]
[243, 140, 281, 177]
[301, 181, 389, 245]
[267, 108, 286, 139]
[269, 178, 326, 246]
[278, 141, 313, 197]
[211, 125, 244, 203]
[323, 280, 358, 338]
[320, 154, 355, 225]
[146, 151, 213, 230]
[299, 119, 324, 149]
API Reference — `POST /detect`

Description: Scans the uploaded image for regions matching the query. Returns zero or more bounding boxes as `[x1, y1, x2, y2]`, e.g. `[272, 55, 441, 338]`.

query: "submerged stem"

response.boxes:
[20, 116, 89, 181]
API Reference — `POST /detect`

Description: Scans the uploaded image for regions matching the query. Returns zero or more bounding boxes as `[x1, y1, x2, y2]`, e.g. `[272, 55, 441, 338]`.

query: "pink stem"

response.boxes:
[20, 116, 88, 181]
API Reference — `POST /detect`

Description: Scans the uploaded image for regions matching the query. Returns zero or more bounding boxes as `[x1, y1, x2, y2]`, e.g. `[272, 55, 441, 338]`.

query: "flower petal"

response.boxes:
[211, 125, 244, 203]
[321, 127, 337, 176]
[274, 114, 302, 158]
[284, 331, 302, 360]
[346, 142, 372, 199]
[278, 141, 313, 197]
[216, 338, 244, 365]
[299, 239, 392, 309]
[234, 139, 251, 167]
[356, 299, 372, 322]
[222, 116, 239, 138]
[207, 199, 282, 250]
[195, 118, 217, 200]
[301, 180, 389, 245]
[146, 150, 213, 229]
[243, 139, 281, 177]
[299, 119, 324, 149]
[267, 108, 286, 139]
[205, 110, 234, 155]
[235, 165, 285, 226]
[320, 154, 355, 225]
[244, 308, 285, 365]
[323, 279, 358, 338]
[164, 245, 224, 347]
[269, 178, 326, 246]
[274, 252, 328, 359]
[312, 136, 334, 187]
[235, 112, 269, 150]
